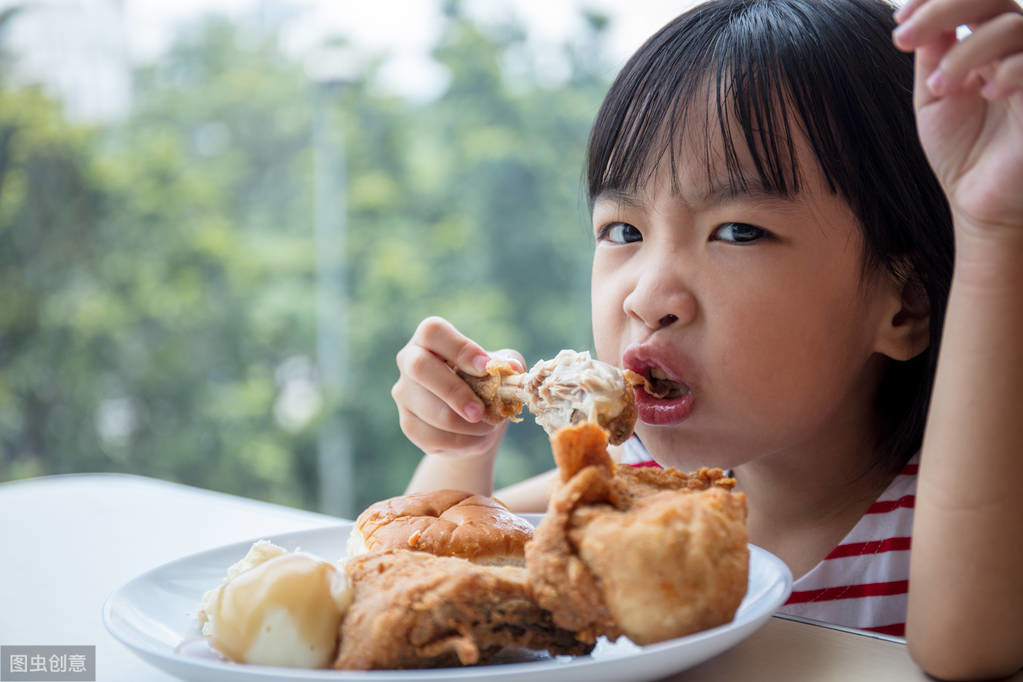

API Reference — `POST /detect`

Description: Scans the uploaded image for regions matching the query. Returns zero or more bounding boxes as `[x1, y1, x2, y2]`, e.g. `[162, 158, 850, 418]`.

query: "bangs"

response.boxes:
[587, 0, 885, 214]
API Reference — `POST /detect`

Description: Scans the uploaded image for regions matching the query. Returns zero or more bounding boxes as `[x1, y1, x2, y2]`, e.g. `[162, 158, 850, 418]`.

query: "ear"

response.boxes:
[873, 268, 930, 362]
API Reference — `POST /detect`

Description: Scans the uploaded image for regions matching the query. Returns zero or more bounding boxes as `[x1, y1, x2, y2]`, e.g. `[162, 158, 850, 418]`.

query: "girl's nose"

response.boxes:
[622, 273, 697, 331]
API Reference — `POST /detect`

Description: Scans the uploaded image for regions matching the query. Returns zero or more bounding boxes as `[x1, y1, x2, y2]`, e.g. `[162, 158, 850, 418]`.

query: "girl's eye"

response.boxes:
[598, 222, 642, 244]
[711, 222, 768, 244]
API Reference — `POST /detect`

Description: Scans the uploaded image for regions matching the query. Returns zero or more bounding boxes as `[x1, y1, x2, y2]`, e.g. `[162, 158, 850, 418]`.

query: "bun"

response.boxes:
[347, 490, 534, 566]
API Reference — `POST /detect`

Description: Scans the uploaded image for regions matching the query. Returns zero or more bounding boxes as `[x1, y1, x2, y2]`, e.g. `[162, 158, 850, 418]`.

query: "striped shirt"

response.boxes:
[620, 438, 918, 638]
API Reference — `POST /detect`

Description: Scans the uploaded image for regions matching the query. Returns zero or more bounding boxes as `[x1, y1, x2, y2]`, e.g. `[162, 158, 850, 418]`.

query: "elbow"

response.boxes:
[906, 624, 1021, 681]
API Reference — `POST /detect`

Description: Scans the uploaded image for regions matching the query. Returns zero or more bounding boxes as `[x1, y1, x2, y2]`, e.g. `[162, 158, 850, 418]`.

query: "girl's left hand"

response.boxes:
[893, 0, 1023, 234]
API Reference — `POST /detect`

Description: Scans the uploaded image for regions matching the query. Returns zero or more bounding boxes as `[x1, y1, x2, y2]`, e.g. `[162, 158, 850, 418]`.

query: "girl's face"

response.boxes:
[591, 120, 901, 471]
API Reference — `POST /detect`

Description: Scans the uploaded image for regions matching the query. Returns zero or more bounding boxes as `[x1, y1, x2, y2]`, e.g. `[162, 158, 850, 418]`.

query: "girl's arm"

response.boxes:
[894, 1, 1023, 678]
[911, 217, 1023, 681]
[405, 450, 498, 497]
[493, 469, 557, 513]
[406, 457, 554, 513]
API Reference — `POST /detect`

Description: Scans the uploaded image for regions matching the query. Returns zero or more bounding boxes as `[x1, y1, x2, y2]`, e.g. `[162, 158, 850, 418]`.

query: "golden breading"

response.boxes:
[335, 550, 592, 670]
[615, 463, 737, 498]
[525, 464, 623, 644]
[551, 417, 617, 482]
[526, 423, 749, 645]
[570, 487, 749, 644]
[458, 361, 525, 424]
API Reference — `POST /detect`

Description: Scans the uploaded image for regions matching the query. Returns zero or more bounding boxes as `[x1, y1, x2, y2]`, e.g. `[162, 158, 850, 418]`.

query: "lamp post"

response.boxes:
[308, 47, 357, 518]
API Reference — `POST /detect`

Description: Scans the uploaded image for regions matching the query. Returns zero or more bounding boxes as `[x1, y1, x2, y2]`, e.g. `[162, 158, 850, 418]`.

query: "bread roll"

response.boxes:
[347, 490, 534, 566]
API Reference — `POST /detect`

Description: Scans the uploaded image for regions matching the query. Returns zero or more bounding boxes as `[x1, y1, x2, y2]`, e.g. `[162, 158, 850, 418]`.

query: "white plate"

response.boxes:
[103, 515, 792, 682]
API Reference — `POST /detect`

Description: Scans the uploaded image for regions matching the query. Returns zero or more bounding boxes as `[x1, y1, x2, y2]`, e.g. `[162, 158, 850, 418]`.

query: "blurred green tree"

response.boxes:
[0, 3, 613, 514]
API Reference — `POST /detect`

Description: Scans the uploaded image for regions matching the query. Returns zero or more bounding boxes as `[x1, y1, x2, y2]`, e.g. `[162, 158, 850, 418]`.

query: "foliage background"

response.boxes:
[0, 3, 615, 516]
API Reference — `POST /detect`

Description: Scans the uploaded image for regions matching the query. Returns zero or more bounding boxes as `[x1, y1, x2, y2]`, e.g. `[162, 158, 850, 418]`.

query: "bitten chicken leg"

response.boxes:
[458, 350, 645, 445]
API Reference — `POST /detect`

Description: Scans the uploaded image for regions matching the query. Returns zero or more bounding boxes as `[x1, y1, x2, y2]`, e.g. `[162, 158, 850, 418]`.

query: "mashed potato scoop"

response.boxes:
[198, 542, 352, 668]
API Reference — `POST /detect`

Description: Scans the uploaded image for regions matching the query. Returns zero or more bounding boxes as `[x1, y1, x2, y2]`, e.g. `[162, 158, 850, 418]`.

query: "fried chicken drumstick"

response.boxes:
[526, 422, 750, 645]
[457, 350, 647, 445]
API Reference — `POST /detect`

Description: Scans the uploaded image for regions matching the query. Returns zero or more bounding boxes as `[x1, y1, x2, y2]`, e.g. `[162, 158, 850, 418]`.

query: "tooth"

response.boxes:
[651, 367, 668, 380]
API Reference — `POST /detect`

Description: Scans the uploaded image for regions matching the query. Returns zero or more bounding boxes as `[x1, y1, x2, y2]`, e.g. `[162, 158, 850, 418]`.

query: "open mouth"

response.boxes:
[642, 367, 689, 400]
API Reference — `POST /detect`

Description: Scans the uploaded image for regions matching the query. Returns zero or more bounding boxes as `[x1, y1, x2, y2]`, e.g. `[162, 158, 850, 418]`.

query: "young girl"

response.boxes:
[391, 0, 1023, 677]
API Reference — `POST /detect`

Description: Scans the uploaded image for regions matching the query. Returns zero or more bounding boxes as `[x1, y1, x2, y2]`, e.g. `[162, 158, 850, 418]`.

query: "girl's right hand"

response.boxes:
[392, 316, 525, 458]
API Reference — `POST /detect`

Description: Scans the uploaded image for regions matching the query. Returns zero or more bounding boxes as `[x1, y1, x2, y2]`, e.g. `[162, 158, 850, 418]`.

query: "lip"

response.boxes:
[634, 387, 694, 425]
[622, 342, 696, 426]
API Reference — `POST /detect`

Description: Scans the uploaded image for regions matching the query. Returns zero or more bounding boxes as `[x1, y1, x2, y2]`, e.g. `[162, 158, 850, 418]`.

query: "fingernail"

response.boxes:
[927, 69, 946, 95]
[473, 354, 490, 374]
[464, 402, 483, 422]
[494, 352, 524, 373]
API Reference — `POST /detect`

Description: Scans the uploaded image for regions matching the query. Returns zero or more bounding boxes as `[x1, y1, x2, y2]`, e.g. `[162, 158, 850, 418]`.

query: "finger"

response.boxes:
[893, 0, 1018, 51]
[411, 316, 490, 376]
[894, 0, 927, 25]
[395, 344, 487, 422]
[490, 348, 527, 373]
[931, 12, 1023, 94]
[396, 406, 498, 457]
[391, 378, 494, 437]
[913, 30, 959, 109]
[982, 52, 1023, 97]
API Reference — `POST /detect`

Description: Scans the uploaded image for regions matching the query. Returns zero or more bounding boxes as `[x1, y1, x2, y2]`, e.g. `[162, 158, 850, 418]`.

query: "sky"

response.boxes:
[0, 0, 705, 121]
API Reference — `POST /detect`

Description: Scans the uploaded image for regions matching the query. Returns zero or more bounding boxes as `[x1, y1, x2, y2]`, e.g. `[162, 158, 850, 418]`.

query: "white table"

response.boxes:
[0, 474, 339, 681]
[1, 474, 1019, 681]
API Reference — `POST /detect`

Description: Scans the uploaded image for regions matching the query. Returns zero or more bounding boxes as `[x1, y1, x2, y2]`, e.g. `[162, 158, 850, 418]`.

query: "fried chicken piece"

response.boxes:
[526, 423, 749, 645]
[334, 550, 592, 670]
[525, 463, 622, 644]
[458, 350, 645, 445]
[460, 361, 525, 425]
[614, 463, 738, 499]
[571, 486, 749, 644]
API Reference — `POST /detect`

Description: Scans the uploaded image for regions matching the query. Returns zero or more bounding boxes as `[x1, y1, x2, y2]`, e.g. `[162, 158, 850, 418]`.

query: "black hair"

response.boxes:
[587, 0, 954, 472]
